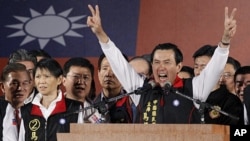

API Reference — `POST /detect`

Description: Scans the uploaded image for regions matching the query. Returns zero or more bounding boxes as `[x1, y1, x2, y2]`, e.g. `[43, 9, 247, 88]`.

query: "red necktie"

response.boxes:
[14, 109, 21, 133]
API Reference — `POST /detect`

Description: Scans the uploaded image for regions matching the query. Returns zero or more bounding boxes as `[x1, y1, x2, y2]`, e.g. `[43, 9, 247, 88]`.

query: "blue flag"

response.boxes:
[0, 0, 140, 57]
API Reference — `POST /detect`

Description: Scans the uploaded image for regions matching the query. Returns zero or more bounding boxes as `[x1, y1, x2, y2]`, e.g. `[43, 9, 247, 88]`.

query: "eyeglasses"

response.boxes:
[221, 72, 234, 79]
[67, 74, 91, 82]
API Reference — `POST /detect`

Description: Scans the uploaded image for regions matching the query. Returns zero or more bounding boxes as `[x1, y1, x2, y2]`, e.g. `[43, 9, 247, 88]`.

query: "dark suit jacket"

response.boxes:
[244, 85, 250, 125]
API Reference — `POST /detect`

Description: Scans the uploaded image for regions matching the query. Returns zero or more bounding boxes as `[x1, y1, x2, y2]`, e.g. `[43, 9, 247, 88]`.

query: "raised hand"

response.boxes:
[222, 7, 237, 44]
[87, 5, 109, 43]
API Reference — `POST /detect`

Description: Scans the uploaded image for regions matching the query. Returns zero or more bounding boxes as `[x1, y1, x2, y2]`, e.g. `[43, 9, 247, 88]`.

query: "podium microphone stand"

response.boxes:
[172, 89, 239, 123]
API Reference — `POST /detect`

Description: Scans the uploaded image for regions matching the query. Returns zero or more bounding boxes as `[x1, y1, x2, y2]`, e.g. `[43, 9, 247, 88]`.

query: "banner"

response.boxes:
[0, 0, 140, 58]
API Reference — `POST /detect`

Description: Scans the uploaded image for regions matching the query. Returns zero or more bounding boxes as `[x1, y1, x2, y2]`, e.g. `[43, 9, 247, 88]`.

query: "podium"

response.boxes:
[57, 123, 229, 141]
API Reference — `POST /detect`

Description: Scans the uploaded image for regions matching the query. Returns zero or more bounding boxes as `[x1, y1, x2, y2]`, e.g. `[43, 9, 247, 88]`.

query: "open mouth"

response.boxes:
[158, 74, 168, 81]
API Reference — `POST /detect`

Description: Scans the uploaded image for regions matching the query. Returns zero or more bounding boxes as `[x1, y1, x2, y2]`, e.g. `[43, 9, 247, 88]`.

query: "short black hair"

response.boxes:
[227, 56, 241, 71]
[34, 58, 62, 78]
[151, 43, 183, 65]
[98, 53, 129, 71]
[63, 57, 94, 77]
[63, 57, 96, 100]
[192, 45, 217, 59]
[234, 66, 250, 82]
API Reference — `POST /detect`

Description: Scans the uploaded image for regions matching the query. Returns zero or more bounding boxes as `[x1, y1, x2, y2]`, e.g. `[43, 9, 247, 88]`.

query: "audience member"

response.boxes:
[0, 63, 31, 140]
[234, 66, 246, 102]
[234, 66, 250, 125]
[219, 56, 241, 95]
[93, 53, 132, 123]
[18, 58, 83, 141]
[87, 5, 237, 123]
[63, 57, 97, 122]
[8, 48, 37, 104]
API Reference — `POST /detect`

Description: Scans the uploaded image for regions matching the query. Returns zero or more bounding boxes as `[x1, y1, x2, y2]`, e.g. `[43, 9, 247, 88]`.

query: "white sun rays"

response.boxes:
[5, 6, 88, 49]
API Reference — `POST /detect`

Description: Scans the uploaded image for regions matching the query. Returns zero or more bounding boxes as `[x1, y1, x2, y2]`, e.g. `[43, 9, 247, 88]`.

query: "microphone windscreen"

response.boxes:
[148, 80, 157, 88]
[163, 81, 172, 94]
[109, 106, 130, 123]
[164, 81, 172, 89]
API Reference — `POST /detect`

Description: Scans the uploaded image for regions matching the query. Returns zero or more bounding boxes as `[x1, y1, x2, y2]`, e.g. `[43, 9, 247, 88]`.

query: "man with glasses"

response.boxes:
[219, 57, 241, 95]
[62, 57, 97, 122]
[0, 63, 31, 140]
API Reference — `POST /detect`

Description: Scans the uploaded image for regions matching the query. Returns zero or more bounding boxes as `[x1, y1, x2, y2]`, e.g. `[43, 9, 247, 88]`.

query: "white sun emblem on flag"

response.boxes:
[5, 6, 88, 49]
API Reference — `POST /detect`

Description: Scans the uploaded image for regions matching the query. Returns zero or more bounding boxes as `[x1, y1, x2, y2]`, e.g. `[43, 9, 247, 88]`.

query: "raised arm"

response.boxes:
[220, 7, 237, 47]
[87, 5, 109, 43]
[193, 7, 237, 104]
[87, 5, 144, 106]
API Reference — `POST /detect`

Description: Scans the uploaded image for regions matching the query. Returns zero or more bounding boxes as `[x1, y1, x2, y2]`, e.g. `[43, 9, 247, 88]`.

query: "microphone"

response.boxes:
[164, 81, 172, 90]
[162, 81, 172, 95]
[134, 80, 158, 94]
[93, 100, 109, 115]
